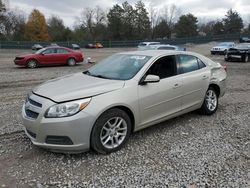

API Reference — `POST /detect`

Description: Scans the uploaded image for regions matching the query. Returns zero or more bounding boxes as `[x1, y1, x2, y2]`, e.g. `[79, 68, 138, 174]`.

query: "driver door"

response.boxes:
[138, 55, 183, 127]
[38, 48, 56, 65]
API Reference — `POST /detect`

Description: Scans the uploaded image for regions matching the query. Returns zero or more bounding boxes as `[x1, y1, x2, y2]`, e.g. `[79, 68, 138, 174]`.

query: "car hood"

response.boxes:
[33, 73, 125, 102]
[17, 53, 35, 58]
[213, 45, 227, 49]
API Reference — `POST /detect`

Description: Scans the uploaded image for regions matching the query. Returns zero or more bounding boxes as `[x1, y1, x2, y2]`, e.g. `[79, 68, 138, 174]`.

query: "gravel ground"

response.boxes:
[0, 44, 249, 187]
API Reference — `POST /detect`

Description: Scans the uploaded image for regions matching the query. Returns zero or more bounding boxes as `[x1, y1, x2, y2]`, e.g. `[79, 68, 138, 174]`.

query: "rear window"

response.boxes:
[178, 55, 206, 74]
[57, 48, 69, 54]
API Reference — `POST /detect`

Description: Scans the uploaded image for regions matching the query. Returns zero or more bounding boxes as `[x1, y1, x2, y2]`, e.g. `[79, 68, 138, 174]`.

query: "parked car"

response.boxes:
[210, 42, 235, 55]
[72, 44, 80, 50]
[96, 43, 103, 48]
[138, 42, 161, 50]
[239, 37, 250, 43]
[31, 44, 43, 51]
[148, 44, 186, 51]
[85, 43, 103, 49]
[22, 50, 227, 154]
[14, 47, 84, 68]
[225, 43, 250, 62]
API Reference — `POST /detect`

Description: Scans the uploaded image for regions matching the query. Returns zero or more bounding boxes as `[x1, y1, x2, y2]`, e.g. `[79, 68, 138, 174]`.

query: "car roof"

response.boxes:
[45, 46, 71, 50]
[118, 50, 195, 57]
[139, 42, 160, 45]
[218, 42, 234, 45]
[152, 44, 177, 48]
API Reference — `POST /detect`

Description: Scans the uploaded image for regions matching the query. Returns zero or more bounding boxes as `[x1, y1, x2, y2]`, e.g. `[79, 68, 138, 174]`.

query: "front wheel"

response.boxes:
[91, 108, 131, 154]
[27, 59, 37, 68]
[199, 87, 218, 115]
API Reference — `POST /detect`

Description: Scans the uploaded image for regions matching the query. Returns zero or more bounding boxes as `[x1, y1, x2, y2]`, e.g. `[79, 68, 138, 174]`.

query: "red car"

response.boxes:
[14, 46, 84, 68]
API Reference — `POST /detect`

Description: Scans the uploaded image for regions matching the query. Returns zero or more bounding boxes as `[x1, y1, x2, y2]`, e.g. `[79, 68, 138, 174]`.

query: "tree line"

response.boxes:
[0, 0, 249, 42]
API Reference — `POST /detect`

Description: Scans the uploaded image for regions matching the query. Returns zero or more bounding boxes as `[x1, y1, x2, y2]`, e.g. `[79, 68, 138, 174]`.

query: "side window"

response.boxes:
[197, 58, 206, 69]
[43, 48, 55, 54]
[179, 55, 199, 73]
[57, 48, 68, 54]
[146, 55, 176, 79]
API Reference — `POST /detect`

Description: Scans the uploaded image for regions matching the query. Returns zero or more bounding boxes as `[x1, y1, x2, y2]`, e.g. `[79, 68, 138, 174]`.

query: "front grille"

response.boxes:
[25, 108, 39, 119]
[27, 129, 36, 139]
[46, 136, 74, 145]
[28, 97, 42, 108]
[24, 96, 42, 119]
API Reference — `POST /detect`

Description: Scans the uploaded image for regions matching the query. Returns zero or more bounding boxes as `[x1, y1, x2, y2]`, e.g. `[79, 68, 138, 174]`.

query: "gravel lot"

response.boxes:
[0, 44, 249, 187]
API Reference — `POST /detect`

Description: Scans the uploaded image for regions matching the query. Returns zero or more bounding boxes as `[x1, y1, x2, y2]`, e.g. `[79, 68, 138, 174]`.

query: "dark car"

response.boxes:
[31, 44, 43, 50]
[225, 43, 250, 62]
[72, 44, 80, 50]
[14, 47, 84, 68]
[239, 37, 250, 43]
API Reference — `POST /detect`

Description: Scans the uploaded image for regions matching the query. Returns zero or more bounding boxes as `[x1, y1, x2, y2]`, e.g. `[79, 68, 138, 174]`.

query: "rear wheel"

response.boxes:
[91, 108, 131, 154]
[67, 58, 76, 66]
[199, 87, 218, 115]
[27, 59, 37, 68]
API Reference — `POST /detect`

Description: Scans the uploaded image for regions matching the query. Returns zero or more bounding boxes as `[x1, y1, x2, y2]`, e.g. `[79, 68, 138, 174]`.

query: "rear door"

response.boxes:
[138, 55, 183, 126]
[177, 54, 210, 110]
[55, 48, 70, 64]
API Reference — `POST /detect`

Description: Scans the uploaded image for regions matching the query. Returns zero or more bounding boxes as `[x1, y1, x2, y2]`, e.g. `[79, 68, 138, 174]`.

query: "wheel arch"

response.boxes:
[209, 83, 220, 96]
[91, 105, 136, 134]
[26, 58, 39, 65]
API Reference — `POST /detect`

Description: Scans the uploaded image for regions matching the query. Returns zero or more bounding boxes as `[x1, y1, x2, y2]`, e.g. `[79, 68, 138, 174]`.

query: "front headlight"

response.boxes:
[45, 98, 91, 118]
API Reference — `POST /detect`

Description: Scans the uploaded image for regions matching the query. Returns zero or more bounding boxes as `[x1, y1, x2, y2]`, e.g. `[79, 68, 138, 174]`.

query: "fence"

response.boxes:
[0, 33, 244, 49]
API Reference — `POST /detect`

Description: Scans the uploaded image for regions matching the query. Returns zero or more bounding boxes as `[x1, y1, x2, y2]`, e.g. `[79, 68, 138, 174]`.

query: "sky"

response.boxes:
[6, 0, 250, 27]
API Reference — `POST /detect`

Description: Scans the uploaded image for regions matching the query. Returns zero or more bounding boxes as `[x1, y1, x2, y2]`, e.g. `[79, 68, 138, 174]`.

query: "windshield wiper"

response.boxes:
[92, 74, 111, 79]
[83, 70, 91, 75]
[83, 71, 111, 79]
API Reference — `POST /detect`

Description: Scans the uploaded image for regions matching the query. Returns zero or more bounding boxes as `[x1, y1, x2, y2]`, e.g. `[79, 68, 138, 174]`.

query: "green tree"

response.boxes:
[25, 9, 50, 41]
[0, 0, 6, 38]
[48, 15, 66, 41]
[212, 21, 224, 35]
[223, 9, 243, 34]
[175, 13, 198, 38]
[134, 1, 151, 39]
[107, 4, 124, 40]
[121, 1, 136, 39]
[153, 20, 171, 39]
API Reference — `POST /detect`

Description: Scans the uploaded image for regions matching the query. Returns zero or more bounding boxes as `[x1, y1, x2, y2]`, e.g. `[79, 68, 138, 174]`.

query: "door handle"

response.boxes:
[202, 75, 208, 80]
[173, 83, 181, 89]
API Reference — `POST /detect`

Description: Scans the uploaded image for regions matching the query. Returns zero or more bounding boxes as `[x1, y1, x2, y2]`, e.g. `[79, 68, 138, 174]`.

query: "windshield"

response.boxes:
[236, 44, 250, 48]
[35, 48, 45, 54]
[218, 42, 231, 46]
[85, 54, 151, 80]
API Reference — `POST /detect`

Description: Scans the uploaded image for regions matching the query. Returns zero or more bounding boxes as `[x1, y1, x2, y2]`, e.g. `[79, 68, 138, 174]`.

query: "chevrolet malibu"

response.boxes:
[22, 50, 227, 154]
[14, 46, 84, 68]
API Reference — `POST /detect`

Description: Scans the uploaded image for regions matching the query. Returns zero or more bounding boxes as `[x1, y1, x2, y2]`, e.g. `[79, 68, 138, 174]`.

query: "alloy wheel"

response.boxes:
[100, 117, 127, 149]
[205, 89, 217, 112]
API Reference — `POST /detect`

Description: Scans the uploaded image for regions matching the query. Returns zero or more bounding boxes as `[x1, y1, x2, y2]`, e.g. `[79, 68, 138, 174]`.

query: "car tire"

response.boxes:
[67, 58, 76, 66]
[27, 59, 37, 68]
[199, 87, 218, 115]
[91, 108, 132, 154]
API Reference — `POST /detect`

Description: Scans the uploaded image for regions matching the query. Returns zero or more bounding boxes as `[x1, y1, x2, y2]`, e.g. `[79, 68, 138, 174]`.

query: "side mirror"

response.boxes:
[140, 74, 160, 85]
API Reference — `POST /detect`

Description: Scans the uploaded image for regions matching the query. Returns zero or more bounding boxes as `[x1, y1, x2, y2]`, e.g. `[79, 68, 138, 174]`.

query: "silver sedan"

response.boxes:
[22, 50, 227, 154]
